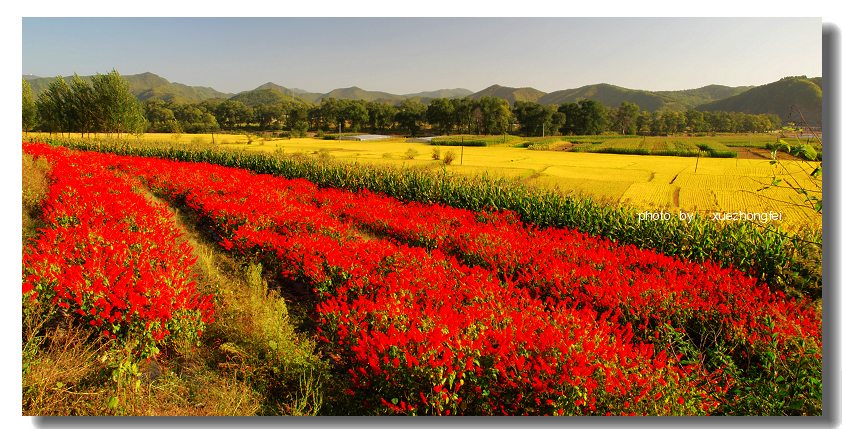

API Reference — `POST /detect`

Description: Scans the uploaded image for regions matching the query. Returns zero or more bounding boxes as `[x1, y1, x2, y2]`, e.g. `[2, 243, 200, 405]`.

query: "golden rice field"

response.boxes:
[29, 132, 823, 229]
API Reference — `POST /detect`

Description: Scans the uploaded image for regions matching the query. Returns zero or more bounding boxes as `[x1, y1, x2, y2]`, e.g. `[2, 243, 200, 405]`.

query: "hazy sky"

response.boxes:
[22, 17, 822, 94]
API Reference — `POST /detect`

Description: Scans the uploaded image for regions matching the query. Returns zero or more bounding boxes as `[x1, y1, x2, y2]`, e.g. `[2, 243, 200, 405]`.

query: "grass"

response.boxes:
[22, 157, 329, 415]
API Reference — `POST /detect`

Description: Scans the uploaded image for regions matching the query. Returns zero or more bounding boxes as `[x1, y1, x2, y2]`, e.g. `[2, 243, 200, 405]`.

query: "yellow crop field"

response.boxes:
[26, 133, 821, 229]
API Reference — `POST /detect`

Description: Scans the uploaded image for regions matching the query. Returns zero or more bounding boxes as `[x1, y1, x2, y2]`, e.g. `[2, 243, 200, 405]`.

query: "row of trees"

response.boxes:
[23, 74, 783, 137]
[23, 71, 146, 136]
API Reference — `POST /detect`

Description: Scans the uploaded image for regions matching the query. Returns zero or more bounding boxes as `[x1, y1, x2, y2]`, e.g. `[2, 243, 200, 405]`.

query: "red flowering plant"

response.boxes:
[297, 185, 822, 412]
[65, 147, 820, 414]
[109, 153, 716, 415]
[22, 143, 214, 359]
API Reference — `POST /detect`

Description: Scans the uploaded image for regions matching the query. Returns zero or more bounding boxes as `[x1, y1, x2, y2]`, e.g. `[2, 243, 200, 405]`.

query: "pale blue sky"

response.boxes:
[23, 17, 822, 95]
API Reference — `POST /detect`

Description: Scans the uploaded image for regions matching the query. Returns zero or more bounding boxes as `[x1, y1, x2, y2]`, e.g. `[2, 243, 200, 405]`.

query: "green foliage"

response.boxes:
[23, 79, 38, 131]
[34, 71, 146, 136]
[513, 101, 555, 137]
[395, 98, 426, 136]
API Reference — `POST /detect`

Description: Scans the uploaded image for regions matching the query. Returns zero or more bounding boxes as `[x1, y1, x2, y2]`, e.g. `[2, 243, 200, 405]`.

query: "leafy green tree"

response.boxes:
[36, 76, 72, 135]
[426, 98, 456, 135]
[613, 101, 640, 135]
[366, 101, 396, 133]
[661, 110, 686, 135]
[317, 98, 341, 131]
[340, 99, 369, 132]
[144, 100, 181, 133]
[706, 111, 733, 133]
[636, 110, 652, 135]
[173, 103, 218, 133]
[513, 101, 554, 136]
[254, 103, 287, 130]
[557, 103, 579, 135]
[22, 79, 38, 132]
[395, 98, 426, 136]
[214, 100, 252, 130]
[575, 99, 609, 135]
[451, 98, 474, 134]
[549, 107, 565, 136]
[475, 96, 513, 135]
[287, 104, 310, 137]
[69, 74, 99, 136]
[685, 110, 707, 134]
[91, 70, 146, 135]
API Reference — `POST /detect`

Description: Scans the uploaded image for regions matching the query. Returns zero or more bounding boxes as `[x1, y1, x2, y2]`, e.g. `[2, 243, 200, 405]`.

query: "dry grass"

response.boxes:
[22, 153, 50, 243]
[22, 309, 111, 416]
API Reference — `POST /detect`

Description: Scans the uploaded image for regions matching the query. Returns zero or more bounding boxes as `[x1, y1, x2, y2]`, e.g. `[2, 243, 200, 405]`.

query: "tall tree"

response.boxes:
[69, 74, 99, 136]
[685, 110, 707, 134]
[22, 79, 38, 132]
[513, 101, 554, 137]
[36, 76, 72, 135]
[395, 99, 427, 136]
[426, 98, 456, 135]
[557, 103, 579, 135]
[476, 96, 513, 135]
[144, 100, 181, 133]
[91, 70, 145, 135]
[575, 99, 609, 135]
[254, 103, 287, 130]
[214, 100, 252, 130]
[340, 99, 369, 132]
[613, 101, 640, 135]
[452, 98, 474, 134]
[366, 101, 396, 133]
[287, 104, 310, 137]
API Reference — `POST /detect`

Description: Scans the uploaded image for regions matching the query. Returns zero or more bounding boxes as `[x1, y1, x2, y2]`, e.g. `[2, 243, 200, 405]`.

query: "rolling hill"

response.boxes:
[469, 84, 546, 104]
[655, 85, 753, 109]
[697, 76, 822, 125]
[539, 83, 671, 111]
[24, 72, 821, 124]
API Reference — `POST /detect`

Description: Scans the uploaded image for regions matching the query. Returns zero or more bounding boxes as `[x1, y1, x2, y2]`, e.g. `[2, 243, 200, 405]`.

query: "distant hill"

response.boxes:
[24, 72, 822, 123]
[405, 88, 473, 100]
[697, 76, 822, 125]
[229, 88, 296, 106]
[316, 86, 404, 103]
[25, 72, 231, 103]
[655, 84, 752, 109]
[252, 83, 322, 103]
[539, 83, 670, 111]
[237, 84, 472, 105]
[469, 84, 546, 104]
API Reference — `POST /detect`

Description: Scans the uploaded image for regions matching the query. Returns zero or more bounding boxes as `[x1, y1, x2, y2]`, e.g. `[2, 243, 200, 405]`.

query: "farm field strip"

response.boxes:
[22, 144, 214, 357]
[22, 143, 822, 415]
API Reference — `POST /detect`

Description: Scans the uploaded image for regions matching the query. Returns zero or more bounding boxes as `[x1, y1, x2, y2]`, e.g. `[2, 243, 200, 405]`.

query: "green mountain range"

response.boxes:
[24, 72, 822, 124]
